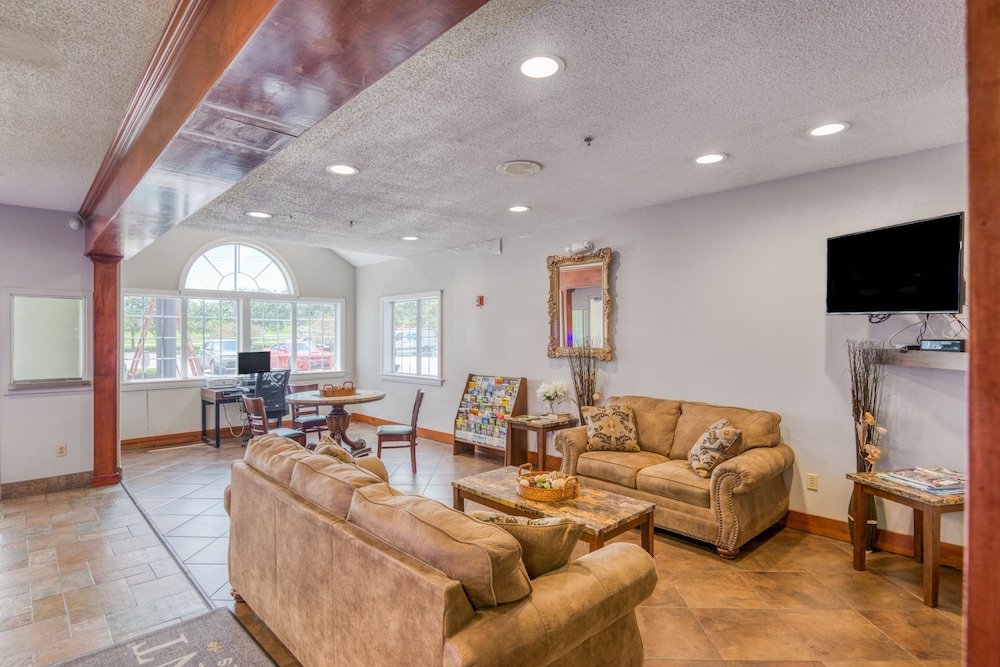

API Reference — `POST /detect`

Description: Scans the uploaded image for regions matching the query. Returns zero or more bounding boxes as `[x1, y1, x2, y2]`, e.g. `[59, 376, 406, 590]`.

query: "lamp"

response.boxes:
[565, 241, 594, 256]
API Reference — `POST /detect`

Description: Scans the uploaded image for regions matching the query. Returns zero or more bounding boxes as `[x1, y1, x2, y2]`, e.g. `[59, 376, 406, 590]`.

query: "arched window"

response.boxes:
[184, 243, 290, 293]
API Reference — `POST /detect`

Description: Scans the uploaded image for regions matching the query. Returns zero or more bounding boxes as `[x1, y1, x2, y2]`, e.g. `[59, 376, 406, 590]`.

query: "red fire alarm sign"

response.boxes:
[474, 295, 485, 307]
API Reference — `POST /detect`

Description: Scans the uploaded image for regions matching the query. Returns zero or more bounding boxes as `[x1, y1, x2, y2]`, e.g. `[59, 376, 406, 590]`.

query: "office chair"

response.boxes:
[288, 382, 328, 448]
[255, 369, 292, 427]
[376, 389, 425, 473]
[242, 395, 306, 447]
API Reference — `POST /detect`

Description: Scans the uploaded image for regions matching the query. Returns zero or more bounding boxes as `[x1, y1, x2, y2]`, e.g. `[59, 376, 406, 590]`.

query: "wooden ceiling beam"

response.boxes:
[80, 0, 490, 259]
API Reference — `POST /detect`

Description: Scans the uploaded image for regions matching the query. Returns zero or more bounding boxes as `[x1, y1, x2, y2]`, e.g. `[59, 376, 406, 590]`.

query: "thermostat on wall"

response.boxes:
[920, 339, 966, 352]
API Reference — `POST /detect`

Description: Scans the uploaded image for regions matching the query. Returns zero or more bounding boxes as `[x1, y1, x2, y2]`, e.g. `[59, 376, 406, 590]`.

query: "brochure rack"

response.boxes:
[453, 374, 527, 459]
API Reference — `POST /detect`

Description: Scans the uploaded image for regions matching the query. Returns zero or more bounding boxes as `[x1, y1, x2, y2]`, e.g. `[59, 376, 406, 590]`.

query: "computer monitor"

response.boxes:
[237, 351, 271, 375]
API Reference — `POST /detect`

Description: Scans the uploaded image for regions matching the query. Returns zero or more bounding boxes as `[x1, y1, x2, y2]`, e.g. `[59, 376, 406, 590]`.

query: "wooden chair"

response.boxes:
[288, 382, 327, 448]
[243, 395, 306, 447]
[376, 389, 425, 473]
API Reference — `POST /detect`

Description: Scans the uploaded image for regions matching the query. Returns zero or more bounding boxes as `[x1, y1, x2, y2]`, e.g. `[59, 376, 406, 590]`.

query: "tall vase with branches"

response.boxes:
[846, 338, 887, 551]
[565, 344, 601, 422]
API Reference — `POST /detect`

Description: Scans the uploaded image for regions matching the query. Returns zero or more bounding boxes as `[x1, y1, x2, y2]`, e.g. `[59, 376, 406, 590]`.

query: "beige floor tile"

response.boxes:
[129, 572, 196, 606]
[740, 570, 851, 609]
[27, 568, 92, 601]
[0, 615, 69, 657]
[774, 608, 914, 661]
[54, 537, 115, 570]
[30, 594, 65, 623]
[860, 608, 963, 661]
[33, 616, 112, 667]
[64, 578, 136, 624]
[691, 607, 820, 660]
[104, 590, 207, 642]
[816, 570, 926, 610]
[666, 570, 767, 608]
[635, 607, 721, 659]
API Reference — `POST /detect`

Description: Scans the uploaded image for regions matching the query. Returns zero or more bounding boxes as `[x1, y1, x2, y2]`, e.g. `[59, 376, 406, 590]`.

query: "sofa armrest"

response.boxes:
[443, 542, 656, 667]
[554, 426, 589, 475]
[711, 442, 795, 492]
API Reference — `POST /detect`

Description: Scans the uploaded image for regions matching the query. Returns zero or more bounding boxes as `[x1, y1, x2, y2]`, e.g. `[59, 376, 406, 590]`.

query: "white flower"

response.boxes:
[536, 381, 568, 402]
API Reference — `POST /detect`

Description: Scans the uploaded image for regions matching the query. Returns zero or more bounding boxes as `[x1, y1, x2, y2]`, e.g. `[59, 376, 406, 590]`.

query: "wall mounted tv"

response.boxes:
[237, 351, 271, 375]
[826, 212, 964, 315]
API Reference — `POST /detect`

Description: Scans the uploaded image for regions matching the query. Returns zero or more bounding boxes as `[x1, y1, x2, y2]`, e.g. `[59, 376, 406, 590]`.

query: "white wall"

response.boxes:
[355, 145, 969, 544]
[120, 227, 356, 440]
[0, 204, 94, 484]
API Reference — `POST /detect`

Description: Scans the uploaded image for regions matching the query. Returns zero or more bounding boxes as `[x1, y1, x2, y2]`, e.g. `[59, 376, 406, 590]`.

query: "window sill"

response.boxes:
[379, 373, 444, 387]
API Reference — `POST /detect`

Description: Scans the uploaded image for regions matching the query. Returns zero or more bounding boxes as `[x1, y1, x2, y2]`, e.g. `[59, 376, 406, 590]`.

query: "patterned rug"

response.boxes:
[53, 608, 275, 667]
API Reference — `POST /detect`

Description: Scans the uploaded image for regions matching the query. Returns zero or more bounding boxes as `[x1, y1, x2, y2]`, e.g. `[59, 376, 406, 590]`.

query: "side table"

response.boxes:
[506, 416, 579, 471]
[847, 471, 964, 607]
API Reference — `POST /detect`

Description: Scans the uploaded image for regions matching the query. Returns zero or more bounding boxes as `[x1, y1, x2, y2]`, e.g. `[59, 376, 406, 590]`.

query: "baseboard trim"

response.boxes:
[1, 471, 94, 499]
[351, 413, 454, 445]
[786, 510, 964, 569]
[122, 431, 204, 450]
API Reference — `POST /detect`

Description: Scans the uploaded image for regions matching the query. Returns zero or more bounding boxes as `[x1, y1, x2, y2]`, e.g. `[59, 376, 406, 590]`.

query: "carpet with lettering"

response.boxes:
[54, 607, 275, 667]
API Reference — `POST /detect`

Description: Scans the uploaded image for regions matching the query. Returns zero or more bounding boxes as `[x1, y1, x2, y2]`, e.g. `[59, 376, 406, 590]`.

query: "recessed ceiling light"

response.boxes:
[497, 160, 542, 176]
[401, 236, 419, 241]
[809, 122, 849, 137]
[326, 164, 359, 175]
[245, 211, 272, 219]
[508, 205, 531, 213]
[519, 55, 564, 79]
[694, 153, 727, 165]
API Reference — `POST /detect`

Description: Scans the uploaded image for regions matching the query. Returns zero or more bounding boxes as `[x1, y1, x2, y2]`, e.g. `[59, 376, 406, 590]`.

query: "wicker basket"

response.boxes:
[320, 381, 356, 397]
[515, 463, 578, 502]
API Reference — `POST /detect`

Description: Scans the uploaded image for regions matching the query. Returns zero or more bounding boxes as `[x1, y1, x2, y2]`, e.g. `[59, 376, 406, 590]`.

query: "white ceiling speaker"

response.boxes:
[496, 160, 542, 176]
[68, 216, 84, 230]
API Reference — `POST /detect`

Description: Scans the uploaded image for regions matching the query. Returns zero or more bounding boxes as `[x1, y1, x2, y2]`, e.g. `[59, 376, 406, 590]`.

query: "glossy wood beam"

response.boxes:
[80, 0, 489, 258]
[91, 255, 121, 487]
[965, 0, 1000, 662]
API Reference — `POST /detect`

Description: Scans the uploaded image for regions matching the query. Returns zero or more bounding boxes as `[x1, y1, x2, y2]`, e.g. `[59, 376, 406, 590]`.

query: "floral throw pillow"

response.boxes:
[469, 511, 584, 578]
[689, 419, 743, 478]
[584, 404, 640, 452]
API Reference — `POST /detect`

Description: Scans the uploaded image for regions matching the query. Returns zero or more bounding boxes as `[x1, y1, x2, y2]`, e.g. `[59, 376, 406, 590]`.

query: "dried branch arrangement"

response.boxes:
[847, 339, 887, 472]
[566, 345, 601, 422]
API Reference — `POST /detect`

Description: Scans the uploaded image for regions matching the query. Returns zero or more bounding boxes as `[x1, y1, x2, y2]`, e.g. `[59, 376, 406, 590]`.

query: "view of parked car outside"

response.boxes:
[269, 340, 334, 371]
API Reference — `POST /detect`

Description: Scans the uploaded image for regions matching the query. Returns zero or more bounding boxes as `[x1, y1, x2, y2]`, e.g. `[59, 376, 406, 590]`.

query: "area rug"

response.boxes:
[54, 607, 275, 667]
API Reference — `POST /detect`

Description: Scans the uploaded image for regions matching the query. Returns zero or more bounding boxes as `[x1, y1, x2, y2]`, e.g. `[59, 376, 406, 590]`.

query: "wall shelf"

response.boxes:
[879, 349, 969, 371]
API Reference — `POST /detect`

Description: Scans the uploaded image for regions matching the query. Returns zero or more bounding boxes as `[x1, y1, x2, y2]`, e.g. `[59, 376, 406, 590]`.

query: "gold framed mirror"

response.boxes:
[547, 247, 613, 360]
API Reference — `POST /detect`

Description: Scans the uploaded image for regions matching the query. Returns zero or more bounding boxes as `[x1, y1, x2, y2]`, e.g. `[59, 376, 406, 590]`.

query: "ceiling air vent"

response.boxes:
[496, 160, 542, 176]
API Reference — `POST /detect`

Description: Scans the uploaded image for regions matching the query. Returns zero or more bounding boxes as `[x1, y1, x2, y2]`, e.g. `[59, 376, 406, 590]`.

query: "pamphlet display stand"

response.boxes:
[453, 374, 527, 460]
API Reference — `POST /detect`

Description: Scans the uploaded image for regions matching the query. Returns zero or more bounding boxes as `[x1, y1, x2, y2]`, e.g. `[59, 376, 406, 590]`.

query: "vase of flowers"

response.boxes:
[536, 381, 568, 414]
[846, 339, 887, 552]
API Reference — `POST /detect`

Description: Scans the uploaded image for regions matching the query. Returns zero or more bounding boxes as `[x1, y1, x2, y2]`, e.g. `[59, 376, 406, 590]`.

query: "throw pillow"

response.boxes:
[688, 419, 743, 478]
[347, 484, 531, 609]
[315, 439, 355, 463]
[469, 511, 585, 578]
[585, 404, 640, 452]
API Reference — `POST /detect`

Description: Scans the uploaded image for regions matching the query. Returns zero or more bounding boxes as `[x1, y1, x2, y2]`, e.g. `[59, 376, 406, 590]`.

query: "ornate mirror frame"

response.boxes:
[547, 247, 613, 361]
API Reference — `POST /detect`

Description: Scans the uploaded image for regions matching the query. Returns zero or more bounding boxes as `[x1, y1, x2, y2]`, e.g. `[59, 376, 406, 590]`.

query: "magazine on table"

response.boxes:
[877, 467, 966, 494]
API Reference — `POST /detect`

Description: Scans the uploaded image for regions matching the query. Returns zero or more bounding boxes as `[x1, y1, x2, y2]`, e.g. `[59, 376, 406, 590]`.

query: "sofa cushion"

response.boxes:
[688, 419, 742, 478]
[244, 434, 317, 486]
[469, 512, 585, 578]
[584, 404, 640, 452]
[577, 450, 670, 489]
[315, 440, 390, 483]
[636, 460, 711, 509]
[610, 396, 683, 458]
[347, 484, 531, 609]
[288, 454, 386, 518]
[670, 402, 781, 460]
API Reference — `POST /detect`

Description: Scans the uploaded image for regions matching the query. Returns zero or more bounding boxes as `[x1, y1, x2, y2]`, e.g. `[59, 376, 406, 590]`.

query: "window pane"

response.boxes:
[187, 298, 238, 376]
[184, 243, 289, 294]
[122, 295, 186, 381]
[250, 300, 293, 369]
[384, 292, 440, 378]
[419, 297, 439, 376]
[11, 295, 85, 384]
[297, 302, 340, 372]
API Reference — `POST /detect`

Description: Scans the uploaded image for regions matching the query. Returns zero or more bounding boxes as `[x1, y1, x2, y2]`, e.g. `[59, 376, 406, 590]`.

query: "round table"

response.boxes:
[286, 389, 386, 455]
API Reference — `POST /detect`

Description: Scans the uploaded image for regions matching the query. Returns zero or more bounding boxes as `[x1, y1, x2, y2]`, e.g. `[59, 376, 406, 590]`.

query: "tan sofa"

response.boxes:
[226, 434, 657, 666]
[554, 396, 795, 558]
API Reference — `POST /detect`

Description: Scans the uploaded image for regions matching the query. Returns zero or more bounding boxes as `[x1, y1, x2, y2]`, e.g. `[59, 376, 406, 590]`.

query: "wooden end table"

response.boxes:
[505, 415, 579, 470]
[452, 466, 655, 556]
[847, 471, 964, 607]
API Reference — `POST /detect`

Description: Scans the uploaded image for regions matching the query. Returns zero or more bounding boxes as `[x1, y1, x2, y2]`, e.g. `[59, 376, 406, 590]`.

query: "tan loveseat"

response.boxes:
[554, 396, 795, 558]
[226, 434, 657, 667]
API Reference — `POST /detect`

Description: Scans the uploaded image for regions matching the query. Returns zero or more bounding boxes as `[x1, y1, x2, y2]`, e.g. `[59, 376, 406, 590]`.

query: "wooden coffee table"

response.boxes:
[452, 466, 655, 556]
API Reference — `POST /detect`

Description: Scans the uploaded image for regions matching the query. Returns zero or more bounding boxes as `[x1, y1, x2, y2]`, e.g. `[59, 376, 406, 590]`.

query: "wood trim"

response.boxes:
[122, 431, 204, 450]
[90, 256, 120, 488]
[351, 413, 453, 445]
[966, 0, 1000, 661]
[786, 510, 964, 569]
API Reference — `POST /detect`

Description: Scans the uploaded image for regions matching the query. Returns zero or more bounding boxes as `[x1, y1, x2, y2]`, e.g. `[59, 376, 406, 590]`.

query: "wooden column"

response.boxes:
[965, 0, 1000, 662]
[91, 254, 121, 487]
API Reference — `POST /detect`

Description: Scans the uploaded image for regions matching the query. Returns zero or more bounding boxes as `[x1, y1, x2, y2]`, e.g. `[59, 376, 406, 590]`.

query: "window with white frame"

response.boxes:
[381, 290, 440, 380]
[122, 243, 343, 382]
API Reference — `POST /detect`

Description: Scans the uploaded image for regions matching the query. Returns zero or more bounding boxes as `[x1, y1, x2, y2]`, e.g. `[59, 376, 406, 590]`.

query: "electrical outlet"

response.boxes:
[806, 473, 819, 491]
[57, 444, 67, 457]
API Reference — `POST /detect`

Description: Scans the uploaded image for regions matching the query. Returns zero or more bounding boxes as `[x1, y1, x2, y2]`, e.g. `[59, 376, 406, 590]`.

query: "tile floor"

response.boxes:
[1, 424, 964, 666]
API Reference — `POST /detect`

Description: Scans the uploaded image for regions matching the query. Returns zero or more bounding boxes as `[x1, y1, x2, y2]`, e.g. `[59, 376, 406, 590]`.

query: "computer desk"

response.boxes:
[201, 387, 251, 448]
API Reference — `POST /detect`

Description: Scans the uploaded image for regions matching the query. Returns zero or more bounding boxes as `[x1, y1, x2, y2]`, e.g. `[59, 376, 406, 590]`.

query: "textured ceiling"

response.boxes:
[0, 0, 967, 265]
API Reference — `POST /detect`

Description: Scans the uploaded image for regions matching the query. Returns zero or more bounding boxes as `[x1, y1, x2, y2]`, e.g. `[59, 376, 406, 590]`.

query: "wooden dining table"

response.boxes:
[286, 389, 385, 455]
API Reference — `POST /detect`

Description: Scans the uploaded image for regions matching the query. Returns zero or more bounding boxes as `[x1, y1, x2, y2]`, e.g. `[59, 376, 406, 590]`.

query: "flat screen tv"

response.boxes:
[237, 351, 271, 375]
[826, 212, 964, 315]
